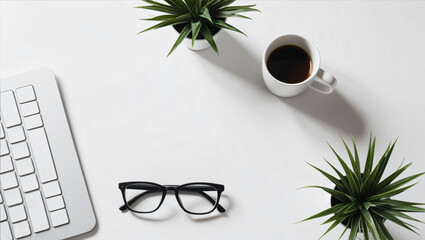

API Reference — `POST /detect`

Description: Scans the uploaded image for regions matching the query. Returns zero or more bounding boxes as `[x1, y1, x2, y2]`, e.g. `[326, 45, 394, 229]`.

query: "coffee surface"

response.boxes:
[267, 45, 312, 84]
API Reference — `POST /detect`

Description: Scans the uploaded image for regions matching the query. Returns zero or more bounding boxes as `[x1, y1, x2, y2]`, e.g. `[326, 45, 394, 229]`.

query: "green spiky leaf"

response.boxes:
[136, 0, 259, 55]
[167, 23, 191, 56]
[200, 25, 218, 55]
[191, 20, 202, 47]
[300, 136, 425, 240]
[199, 6, 213, 23]
[213, 19, 246, 36]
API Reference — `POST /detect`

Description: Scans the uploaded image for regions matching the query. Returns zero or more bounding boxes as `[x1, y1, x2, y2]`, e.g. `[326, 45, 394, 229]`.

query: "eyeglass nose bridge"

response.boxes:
[164, 185, 178, 191]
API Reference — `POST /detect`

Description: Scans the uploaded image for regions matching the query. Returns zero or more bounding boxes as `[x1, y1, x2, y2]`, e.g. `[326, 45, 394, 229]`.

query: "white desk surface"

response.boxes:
[1, 1, 425, 239]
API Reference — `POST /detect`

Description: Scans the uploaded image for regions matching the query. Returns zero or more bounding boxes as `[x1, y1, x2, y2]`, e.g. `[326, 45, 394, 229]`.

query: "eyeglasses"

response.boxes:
[118, 182, 226, 215]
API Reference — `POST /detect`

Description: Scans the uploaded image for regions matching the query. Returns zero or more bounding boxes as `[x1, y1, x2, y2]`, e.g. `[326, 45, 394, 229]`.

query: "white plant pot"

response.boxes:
[183, 28, 222, 51]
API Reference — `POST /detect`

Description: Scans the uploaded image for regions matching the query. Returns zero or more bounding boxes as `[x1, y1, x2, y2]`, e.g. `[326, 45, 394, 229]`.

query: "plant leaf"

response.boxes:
[209, 0, 236, 12]
[301, 186, 352, 203]
[328, 143, 359, 196]
[343, 202, 359, 214]
[200, 25, 218, 55]
[324, 159, 353, 195]
[375, 162, 412, 192]
[373, 215, 391, 240]
[299, 203, 345, 223]
[374, 216, 394, 240]
[191, 20, 202, 46]
[167, 23, 191, 56]
[319, 217, 346, 240]
[305, 161, 348, 194]
[375, 199, 425, 212]
[368, 183, 418, 202]
[372, 140, 397, 188]
[338, 220, 350, 240]
[378, 172, 425, 194]
[380, 208, 424, 223]
[213, 19, 246, 36]
[340, 136, 360, 181]
[360, 207, 380, 240]
[349, 215, 361, 240]
[135, 5, 182, 15]
[371, 208, 419, 234]
[199, 6, 213, 23]
[164, 0, 188, 13]
[351, 137, 362, 180]
[140, 14, 178, 21]
[220, 5, 260, 12]
[363, 134, 376, 178]
[362, 202, 375, 210]
[234, 14, 252, 20]
[360, 217, 370, 240]
[138, 13, 192, 34]
[361, 142, 393, 196]
[321, 204, 351, 225]
[301, 136, 425, 240]
[142, 0, 185, 13]
[182, 0, 196, 16]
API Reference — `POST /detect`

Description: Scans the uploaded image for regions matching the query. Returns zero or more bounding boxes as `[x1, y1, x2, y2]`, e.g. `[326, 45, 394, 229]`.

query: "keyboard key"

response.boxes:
[15, 158, 34, 176]
[25, 191, 49, 233]
[46, 195, 65, 212]
[7, 125, 26, 144]
[0, 204, 7, 221]
[27, 128, 57, 183]
[43, 181, 62, 198]
[0, 123, 5, 138]
[1, 91, 22, 128]
[9, 205, 27, 223]
[0, 139, 9, 156]
[50, 209, 69, 227]
[20, 174, 39, 193]
[12, 220, 31, 239]
[0, 172, 18, 190]
[24, 114, 43, 130]
[11, 142, 30, 160]
[20, 101, 40, 117]
[0, 156, 14, 173]
[4, 188, 23, 207]
[0, 221, 13, 240]
[16, 85, 36, 104]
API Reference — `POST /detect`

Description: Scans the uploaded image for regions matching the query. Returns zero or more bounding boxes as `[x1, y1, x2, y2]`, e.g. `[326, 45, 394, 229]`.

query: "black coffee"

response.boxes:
[266, 45, 312, 84]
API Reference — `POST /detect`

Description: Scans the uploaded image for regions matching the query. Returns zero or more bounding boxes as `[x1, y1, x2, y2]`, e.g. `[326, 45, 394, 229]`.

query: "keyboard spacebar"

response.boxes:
[27, 128, 58, 183]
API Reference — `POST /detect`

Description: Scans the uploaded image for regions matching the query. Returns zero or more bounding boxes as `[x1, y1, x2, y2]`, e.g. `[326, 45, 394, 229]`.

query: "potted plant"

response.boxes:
[300, 135, 425, 240]
[136, 0, 259, 56]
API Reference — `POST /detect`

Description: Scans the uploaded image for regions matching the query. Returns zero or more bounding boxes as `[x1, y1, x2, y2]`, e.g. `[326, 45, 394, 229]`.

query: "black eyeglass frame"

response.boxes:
[119, 181, 226, 215]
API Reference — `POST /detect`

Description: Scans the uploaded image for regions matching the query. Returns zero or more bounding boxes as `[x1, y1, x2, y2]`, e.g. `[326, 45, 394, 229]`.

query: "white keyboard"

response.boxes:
[0, 68, 96, 239]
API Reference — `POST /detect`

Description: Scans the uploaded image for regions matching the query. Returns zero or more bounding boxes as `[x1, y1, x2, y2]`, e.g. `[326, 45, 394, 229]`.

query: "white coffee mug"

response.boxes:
[262, 34, 336, 97]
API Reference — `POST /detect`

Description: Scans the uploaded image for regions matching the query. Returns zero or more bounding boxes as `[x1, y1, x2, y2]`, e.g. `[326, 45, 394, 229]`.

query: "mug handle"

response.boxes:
[308, 68, 337, 94]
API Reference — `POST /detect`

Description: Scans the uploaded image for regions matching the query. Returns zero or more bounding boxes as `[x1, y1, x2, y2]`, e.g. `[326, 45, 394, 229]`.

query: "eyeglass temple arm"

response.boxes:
[169, 185, 226, 212]
[119, 189, 226, 213]
[196, 191, 226, 212]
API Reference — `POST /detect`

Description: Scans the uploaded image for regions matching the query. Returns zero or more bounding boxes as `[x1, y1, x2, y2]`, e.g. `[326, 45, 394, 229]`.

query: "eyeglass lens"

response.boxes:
[125, 183, 164, 213]
[177, 184, 219, 214]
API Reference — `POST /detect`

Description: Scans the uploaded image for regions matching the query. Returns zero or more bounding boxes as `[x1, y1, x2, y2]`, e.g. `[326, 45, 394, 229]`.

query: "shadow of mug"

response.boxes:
[281, 90, 366, 137]
[196, 31, 365, 137]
